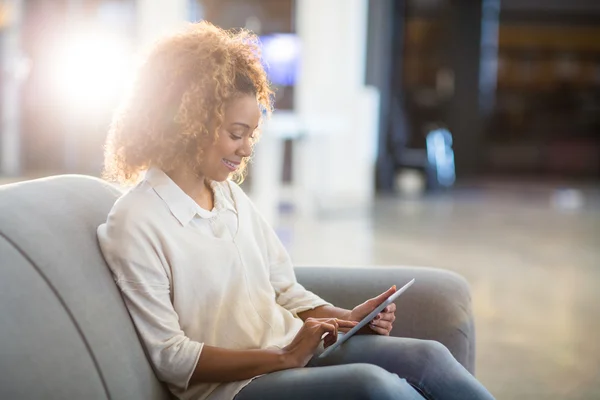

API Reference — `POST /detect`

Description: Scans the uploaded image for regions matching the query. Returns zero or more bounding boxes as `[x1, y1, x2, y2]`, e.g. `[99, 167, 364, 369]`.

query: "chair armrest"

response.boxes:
[294, 265, 475, 374]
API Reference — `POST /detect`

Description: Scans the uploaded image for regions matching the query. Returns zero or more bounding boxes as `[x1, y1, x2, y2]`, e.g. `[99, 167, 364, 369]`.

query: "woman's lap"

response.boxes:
[310, 335, 494, 399]
[235, 336, 494, 400]
[234, 362, 423, 400]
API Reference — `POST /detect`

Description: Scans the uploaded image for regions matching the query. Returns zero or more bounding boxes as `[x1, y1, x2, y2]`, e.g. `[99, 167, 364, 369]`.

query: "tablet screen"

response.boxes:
[319, 278, 415, 358]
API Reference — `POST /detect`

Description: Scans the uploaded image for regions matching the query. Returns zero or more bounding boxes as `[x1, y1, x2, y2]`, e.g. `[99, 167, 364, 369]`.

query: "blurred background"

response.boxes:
[0, 0, 599, 398]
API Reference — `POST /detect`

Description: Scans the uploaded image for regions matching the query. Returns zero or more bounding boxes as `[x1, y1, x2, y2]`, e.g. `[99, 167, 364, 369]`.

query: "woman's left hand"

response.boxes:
[348, 286, 397, 336]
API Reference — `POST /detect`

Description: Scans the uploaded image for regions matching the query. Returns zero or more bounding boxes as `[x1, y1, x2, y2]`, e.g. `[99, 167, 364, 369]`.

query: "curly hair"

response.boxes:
[103, 21, 273, 185]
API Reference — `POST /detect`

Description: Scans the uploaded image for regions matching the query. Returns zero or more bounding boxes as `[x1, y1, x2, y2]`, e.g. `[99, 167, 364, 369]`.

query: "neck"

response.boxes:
[165, 167, 212, 207]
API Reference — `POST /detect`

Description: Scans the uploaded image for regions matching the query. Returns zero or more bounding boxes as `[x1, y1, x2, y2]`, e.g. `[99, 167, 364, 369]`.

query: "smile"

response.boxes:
[222, 159, 240, 171]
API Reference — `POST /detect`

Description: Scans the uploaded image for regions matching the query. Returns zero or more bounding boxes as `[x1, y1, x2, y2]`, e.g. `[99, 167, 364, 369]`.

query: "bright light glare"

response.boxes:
[262, 35, 299, 64]
[260, 34, 300, 86]
[426, 128, 456, 187]
[50, 30, 132, 112]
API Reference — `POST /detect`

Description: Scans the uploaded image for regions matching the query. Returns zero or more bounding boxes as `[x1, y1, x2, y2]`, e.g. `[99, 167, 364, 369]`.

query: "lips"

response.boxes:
[222, 158, 240, 171]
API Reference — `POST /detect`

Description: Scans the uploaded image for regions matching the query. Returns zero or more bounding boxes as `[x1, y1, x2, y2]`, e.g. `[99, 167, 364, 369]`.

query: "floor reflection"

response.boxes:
[275, 183, 600, 400]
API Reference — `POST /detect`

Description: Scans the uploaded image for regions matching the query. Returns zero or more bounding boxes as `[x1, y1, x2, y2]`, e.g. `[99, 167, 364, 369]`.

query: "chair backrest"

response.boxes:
[0, 175, 171, 400]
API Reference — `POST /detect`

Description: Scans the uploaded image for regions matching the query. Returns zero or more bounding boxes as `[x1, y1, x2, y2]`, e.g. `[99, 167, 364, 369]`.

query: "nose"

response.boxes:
[236, 137, 252, 158]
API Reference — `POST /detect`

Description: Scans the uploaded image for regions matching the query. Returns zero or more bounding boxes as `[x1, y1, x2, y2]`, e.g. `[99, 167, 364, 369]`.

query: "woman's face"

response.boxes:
[198, 94, 261, 182]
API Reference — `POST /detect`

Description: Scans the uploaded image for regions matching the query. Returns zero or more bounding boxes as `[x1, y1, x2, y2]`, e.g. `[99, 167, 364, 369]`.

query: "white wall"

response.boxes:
[136, 0, 189, 49]
[1, 0, 24, 176]
[292, 0, 380, 216]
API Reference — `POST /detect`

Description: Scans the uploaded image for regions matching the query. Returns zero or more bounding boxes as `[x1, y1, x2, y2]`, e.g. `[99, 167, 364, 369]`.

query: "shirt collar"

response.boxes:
[144, 167, 236, 226]
[212, 180, 237, 216]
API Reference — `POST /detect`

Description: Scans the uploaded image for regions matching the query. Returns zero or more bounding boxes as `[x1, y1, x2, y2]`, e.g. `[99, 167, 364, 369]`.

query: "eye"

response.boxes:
[229, 132, 242, 140]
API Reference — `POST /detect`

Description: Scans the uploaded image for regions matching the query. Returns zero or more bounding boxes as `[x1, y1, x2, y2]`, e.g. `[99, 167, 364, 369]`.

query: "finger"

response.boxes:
[339, 322, 358, 332]
[317, 319, 339, 333]
[322, 329, 338, 347]
[370, 319, 393, 332]
[332, 319, 358, 333]
[324, 328, 338, 341]
[381, 303, 396, 314]
[373, 312, 390, 321]
[338, 322, 358, 333]
[371, 285, 397, 305]
[319, 322, 338, 338]
[378, 312, 396, 322]
[324, 334, 337, 348]
[335, 319, 359, 328]
[338, 322, 359, 333]
[368, 324, 391, 336]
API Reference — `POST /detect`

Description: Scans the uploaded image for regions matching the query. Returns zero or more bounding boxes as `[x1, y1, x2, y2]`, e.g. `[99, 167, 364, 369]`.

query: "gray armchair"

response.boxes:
[0, 175, 475, 400]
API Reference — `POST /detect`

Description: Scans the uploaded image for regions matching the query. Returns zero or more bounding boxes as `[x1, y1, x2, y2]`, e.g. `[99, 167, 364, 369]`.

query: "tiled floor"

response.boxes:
[274, 182, 600, 400]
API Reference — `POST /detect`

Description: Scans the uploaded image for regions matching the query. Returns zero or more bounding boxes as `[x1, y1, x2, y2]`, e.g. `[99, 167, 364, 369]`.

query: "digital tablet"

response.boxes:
[318, 278, 415, 358]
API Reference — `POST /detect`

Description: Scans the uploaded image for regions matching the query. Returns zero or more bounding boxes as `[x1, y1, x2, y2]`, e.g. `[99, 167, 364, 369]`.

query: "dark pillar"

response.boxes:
[446, 0, 484, 178]
[367, 0, 403, 192]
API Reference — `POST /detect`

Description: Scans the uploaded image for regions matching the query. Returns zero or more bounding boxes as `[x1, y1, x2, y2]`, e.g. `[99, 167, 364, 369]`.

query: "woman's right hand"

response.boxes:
[282, 317, 358, 368]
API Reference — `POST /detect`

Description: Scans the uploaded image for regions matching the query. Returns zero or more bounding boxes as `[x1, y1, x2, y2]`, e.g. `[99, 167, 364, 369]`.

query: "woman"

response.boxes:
[97, 22, 494, 400]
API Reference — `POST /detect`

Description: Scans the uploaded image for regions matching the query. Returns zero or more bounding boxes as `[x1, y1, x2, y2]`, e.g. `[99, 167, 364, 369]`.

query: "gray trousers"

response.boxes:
[234, 336, 495, 400]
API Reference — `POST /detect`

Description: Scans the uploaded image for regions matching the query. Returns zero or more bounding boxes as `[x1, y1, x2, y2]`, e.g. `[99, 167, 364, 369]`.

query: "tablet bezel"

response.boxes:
[318, 278, 415, 358]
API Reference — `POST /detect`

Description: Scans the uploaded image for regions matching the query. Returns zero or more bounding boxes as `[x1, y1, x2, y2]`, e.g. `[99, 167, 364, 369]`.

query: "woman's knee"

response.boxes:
[415, 340, 453, 364]
[344, 364, 412, 400]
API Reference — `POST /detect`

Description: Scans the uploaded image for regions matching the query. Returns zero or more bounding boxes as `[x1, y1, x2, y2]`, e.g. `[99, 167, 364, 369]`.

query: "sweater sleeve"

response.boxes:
[97, 207, 202, 390]
[268, 245, 333, 316]
[233, 186, 332, 316]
